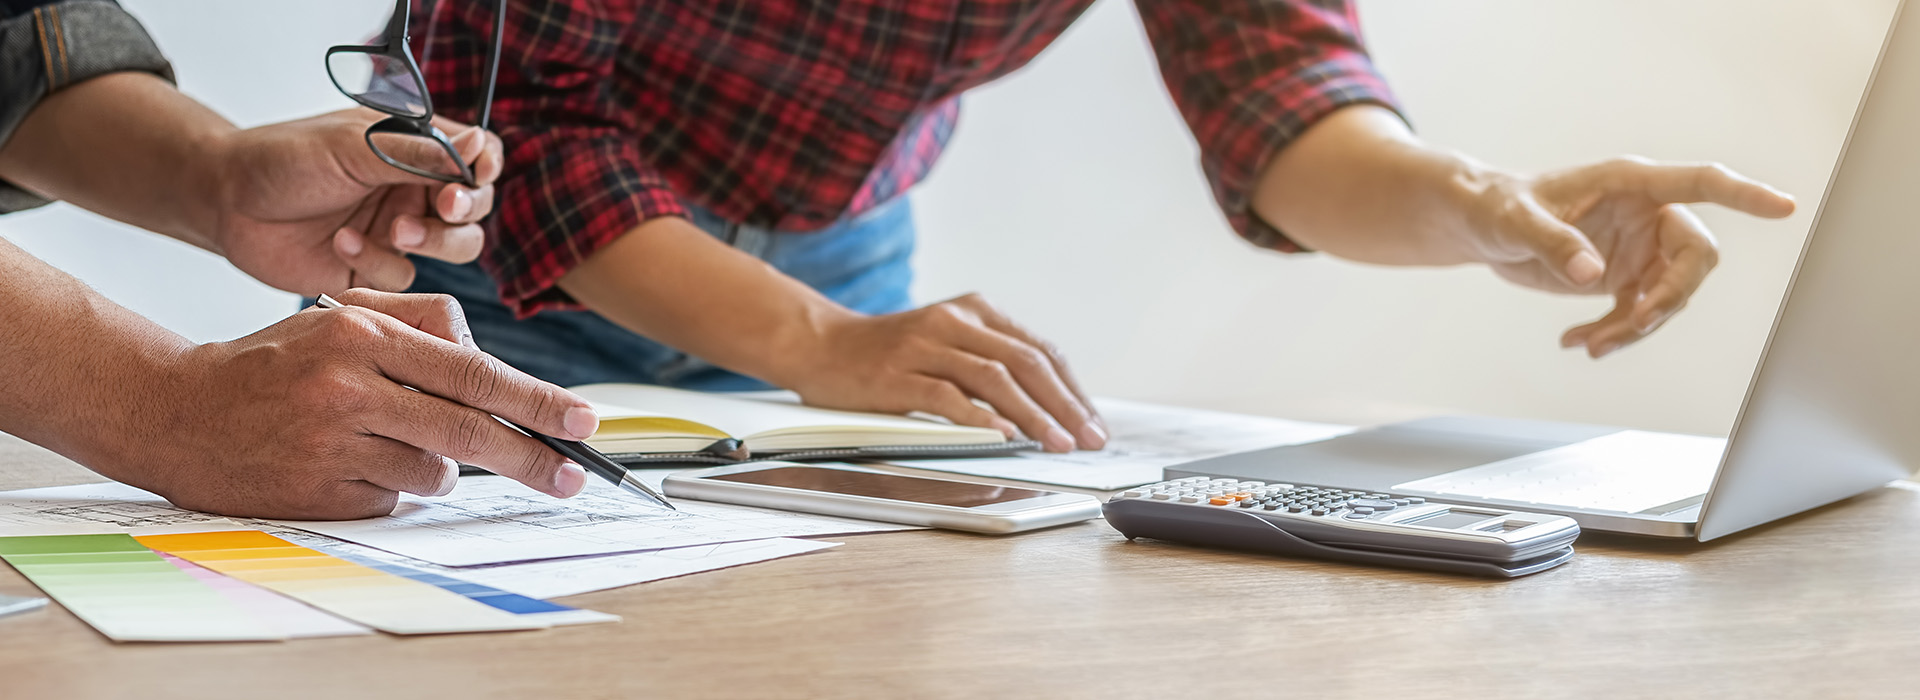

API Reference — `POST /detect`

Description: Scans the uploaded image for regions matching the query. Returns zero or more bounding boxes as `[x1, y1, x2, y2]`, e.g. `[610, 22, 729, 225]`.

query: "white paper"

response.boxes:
[0, 482, 234, 529]
[1393, 430, 1726, 513]
[886, 398, 1356, 489]
[269, 527, 840, 600]
[266, 477, 803, 567]
[0, 483, 858, 602]
[575, 383, 1003, 446]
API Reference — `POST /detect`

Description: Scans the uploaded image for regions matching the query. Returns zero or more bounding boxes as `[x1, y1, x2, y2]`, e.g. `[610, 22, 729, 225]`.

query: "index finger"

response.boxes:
[332, 288, 478, 350]
[337, 307, 599, 442]
[1614, 160, 1797, 219]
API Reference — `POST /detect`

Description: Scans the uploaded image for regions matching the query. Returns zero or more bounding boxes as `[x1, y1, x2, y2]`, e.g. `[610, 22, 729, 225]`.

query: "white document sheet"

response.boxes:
[269, 527, 840, 600]
[1393, 430, 1726, 514]
[886, 398, 1356, 490]
[269, 476, 886, 567]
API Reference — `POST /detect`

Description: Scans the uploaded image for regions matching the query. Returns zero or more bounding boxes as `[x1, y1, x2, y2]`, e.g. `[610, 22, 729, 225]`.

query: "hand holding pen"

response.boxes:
[313, 294, 674, 510]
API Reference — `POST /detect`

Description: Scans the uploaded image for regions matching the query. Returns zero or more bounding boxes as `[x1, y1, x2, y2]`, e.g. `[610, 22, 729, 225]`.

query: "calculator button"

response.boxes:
[1345, 512, 1371, 520]
[1388, 499, 1412, 506]
[1122, 489, 1148, 498]
[1151, 492, 1175, 500]
[1179, 495, 1204, 504]
[1286, 505, 1307, 513]
[1209, 497, 1236, 506]
[1350, 507, 1375, 515]
[1347, 499, 1396, 510]
[1309, 507, 1329, 516]
[1404, 497, 1426, 504]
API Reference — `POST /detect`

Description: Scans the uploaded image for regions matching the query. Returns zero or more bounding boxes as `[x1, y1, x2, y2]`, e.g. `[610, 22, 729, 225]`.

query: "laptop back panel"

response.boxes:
[1697, 0, 1920, 541]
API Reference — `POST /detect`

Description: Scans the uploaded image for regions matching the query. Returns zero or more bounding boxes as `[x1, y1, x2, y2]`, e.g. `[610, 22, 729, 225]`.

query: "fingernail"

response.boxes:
[1637, 311, 1671, 335]
[1045, 426, 1075, 453]
[450, 188, 474, 221]
[552, 461, 587, 498]
[1592, 343, 1617, 359]
[336, 229, 363, 257]
[1568, 252, 1605, 285]
[564, 406, 599, 441]
[432, 460, 459, 497]
[1079, 422, 1109, 450]
[394, 218, 426, 250]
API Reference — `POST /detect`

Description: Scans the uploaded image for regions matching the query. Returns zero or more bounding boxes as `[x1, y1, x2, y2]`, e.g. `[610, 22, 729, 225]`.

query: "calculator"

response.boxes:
[1103, 477, 1580, 577]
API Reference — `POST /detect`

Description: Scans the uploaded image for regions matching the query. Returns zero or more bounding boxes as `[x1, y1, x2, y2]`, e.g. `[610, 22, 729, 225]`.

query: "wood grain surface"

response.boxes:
[0, 432, 1914, 699]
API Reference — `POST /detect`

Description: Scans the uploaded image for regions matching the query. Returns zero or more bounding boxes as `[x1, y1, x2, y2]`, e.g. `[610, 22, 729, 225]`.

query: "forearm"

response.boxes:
[1252, 105, 1496, 266]
[0, 238, 193, 475]
[0, 72, 235, 251]
[556, 217, 858, 385]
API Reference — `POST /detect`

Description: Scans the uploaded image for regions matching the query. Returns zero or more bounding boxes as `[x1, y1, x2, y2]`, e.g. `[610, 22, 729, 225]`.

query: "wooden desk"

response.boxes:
[1, 433, 1916, 699]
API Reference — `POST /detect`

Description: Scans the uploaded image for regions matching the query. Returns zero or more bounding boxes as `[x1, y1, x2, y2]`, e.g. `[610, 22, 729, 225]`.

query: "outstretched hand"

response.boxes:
[214, 108, 505, 295]
[1459, 157, 1796, 357]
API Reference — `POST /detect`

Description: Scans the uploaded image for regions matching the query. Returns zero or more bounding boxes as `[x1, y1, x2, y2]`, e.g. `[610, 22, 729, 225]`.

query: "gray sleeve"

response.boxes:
[0, 1, 174, 213]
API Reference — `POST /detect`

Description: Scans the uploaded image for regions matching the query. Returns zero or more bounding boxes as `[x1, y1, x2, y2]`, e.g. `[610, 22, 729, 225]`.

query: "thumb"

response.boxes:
[1507, 203, 1605, 288]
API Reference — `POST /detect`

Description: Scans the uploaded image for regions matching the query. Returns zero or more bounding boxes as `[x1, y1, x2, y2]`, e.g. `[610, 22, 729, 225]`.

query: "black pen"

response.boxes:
[508, 423, 675, 510]
[313, 294, 675, 510]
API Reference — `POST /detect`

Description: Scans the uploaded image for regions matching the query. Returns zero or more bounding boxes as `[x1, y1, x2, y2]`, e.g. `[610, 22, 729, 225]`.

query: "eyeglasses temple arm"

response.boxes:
[478, 0, 505, 132]
[385, 0, 411, 46]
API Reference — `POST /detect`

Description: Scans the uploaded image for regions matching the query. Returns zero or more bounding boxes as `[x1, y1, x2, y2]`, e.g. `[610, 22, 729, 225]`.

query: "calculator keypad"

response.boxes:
[1112, 478, 1417, 519]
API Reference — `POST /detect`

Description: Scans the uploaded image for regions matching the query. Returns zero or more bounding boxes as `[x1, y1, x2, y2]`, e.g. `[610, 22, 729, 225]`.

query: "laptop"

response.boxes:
[1171, 0, 1920, 541]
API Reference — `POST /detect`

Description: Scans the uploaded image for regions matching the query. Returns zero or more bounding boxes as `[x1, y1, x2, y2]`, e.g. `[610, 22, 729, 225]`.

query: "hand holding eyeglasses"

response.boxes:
[212, 107, 505, 294]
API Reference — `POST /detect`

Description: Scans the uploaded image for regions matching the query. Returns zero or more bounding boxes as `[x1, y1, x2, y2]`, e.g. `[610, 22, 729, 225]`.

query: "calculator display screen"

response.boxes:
[707, 467, 1051, 507]
[1407, 510, 1496, 530]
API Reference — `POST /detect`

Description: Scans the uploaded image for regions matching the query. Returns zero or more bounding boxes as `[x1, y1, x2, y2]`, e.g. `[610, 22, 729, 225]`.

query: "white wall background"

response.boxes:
[0, 0, 1899, 436]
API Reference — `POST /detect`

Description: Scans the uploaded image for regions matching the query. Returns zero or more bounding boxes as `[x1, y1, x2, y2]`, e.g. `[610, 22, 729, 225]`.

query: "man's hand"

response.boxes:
[778, 294, 1106, 454]
[213, 109, 505, 295]
[0, 74, 503, 295]
[1462, 158, 1796, 357]
[117, 289, 598, 520]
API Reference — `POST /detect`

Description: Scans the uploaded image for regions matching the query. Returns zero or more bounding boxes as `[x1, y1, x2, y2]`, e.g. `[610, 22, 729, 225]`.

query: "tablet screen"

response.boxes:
[707, 467, 1050, 508]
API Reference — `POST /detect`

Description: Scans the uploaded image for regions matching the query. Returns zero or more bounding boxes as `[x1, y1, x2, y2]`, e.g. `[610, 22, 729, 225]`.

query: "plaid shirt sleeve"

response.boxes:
[441, 0, 690, 317]
[1133, 0, 1400, 252]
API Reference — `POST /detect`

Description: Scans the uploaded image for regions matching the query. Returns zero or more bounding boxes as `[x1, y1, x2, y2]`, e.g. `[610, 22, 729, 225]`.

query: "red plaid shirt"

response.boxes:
[414, 0, 1398, 316]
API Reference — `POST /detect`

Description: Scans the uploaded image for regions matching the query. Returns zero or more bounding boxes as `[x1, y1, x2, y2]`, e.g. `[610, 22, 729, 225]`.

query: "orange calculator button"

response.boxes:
[1209, 496, 1236, 506]
[1228, 492, 1252, 500]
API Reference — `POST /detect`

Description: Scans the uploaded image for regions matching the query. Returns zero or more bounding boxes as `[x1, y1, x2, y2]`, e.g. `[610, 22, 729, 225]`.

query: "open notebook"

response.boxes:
[571, 384, 1037, 464]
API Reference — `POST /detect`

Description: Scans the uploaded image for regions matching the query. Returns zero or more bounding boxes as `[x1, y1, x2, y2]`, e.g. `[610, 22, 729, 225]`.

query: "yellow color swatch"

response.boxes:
[135, 531, 545, 636]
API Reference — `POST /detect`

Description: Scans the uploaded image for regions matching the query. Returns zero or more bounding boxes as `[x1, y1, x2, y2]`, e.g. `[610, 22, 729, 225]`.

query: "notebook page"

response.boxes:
[572, 384, 1000, 446]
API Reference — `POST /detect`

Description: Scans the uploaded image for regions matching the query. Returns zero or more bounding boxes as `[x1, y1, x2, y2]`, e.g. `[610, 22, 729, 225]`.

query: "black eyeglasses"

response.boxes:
[325, 0, 503, 188]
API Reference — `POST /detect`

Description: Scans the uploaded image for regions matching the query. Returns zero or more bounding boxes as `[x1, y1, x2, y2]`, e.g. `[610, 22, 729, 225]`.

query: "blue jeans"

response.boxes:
[404, 197, 917, 390]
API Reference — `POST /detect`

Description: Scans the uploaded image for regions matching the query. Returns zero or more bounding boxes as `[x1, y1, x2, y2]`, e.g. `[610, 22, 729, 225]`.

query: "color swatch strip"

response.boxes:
[155, 553, 372, 639]
[334, 554, 618, 627]
[135, 530, 546, 636]
[0, 533, 281, 642]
